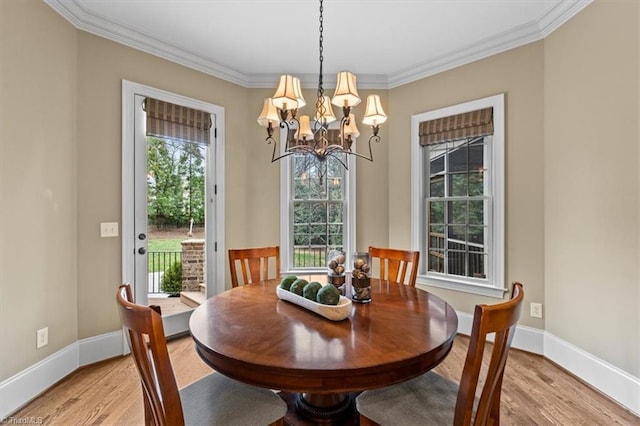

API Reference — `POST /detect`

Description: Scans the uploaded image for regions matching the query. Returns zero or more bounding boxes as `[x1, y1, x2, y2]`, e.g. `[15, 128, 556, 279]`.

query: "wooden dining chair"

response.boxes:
[116, 284, 287, 426]
[368, 246, 420, 286]
[228, 246, 280, 287]
[356, 282, 525, 426]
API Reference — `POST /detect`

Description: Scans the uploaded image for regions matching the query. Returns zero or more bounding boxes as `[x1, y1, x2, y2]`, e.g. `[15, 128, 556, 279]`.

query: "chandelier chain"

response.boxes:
[318, 0, 324, 98]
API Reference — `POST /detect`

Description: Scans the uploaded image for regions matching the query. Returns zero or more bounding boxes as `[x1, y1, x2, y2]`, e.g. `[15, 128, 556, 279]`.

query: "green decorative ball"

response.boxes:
[279, 275, 298, 290]
[317, 284, 341, 305]
[289, 279, 308, 296]
[303, 282, 323, 301]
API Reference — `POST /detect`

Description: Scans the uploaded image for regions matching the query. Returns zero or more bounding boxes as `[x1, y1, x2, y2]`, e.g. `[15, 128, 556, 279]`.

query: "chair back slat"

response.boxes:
[116, 284, 185, 426]
[454, 282, 524, 425]
[229, 246, 280, 287]
[369, 246, 420, 286]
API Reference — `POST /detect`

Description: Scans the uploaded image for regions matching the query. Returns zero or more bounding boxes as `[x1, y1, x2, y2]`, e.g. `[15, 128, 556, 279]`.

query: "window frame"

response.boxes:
[280, 126, 356, 274]
[411, 94, 506, 298]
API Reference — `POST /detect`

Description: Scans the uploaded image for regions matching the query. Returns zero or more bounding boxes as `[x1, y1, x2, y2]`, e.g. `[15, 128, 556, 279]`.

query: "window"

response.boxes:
[280, 129, 356, 273]
[411, 94, 505, 297]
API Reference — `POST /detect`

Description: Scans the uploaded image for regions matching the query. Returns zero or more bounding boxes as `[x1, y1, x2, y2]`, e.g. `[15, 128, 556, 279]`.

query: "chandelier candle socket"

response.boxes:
[257, 0, 387, 169]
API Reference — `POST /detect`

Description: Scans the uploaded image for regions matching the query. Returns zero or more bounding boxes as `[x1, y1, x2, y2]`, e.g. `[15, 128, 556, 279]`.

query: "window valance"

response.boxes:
[144, 98, 211, 145]
[419, 107, 493, 146]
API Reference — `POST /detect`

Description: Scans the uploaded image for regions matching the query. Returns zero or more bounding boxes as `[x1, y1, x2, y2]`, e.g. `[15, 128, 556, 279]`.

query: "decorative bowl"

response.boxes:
[276, 286, 352, 321]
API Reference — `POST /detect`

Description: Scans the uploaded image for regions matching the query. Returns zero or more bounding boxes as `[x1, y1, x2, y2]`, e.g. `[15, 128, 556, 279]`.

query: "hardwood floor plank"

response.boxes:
[10, 334, 639, 425]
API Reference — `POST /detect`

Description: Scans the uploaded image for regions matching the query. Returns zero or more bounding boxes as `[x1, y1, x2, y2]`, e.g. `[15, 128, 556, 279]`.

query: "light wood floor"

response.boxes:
[147, 296, 193, 315]
[11, 334, 639, 425]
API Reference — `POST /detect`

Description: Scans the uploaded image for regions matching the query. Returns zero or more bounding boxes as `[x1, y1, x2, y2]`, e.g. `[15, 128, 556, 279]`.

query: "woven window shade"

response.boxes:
[144, 98, 211, 145]
[419, 107, 493, 146]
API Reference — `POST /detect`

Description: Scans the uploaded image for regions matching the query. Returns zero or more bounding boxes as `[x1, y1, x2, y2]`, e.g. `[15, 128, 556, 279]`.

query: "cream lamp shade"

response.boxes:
[272, 75, 300, 111]
[362, 95, 387, 126]
[296, 115, 314, 140]
[332, 71, 361, 108]
[314, 95, 337, 124]
[257, 98, 281, 127]
[293, 77, 306, 109]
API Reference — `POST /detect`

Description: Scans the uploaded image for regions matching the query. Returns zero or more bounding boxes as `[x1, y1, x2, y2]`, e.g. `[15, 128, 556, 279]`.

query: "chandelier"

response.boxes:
[257, 0, 387, 169]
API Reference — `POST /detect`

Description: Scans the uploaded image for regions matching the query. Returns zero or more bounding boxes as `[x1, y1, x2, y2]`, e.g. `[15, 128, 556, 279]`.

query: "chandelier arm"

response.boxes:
[339, 116, 350, 150]
[324, 144, 349, 154]
[267, 132, 295, 163]
[267, 119, 295, 162]
[280, 119, 293, 149]
[326, 151, 349, 170]
[285, 116, 301, 143]
[288, 145, 321, 156]
[344, 134, 380, 162]
[271, 148, 297, 163]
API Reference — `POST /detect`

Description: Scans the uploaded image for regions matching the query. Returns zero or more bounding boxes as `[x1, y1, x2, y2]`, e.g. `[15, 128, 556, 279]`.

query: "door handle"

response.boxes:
[138, 247, 146, 255]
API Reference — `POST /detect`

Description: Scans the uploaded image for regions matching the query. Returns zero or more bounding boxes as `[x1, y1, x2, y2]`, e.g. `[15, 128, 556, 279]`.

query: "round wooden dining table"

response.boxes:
[189, 278, 458, 424]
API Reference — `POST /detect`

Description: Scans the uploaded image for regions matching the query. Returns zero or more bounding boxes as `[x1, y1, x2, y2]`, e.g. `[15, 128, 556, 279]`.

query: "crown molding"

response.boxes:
[43, 0, 249, 87]
[44, 0, 592, 90]
[246, 72, 390, 90]
[539, 0, 593, 37]
[388, 0, 593, 88]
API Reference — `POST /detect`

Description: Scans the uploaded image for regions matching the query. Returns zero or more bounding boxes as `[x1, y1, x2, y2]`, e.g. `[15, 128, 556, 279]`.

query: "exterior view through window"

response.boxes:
[426, 136, 489, 279]
[147, 137, 206, 296]
[291, 153, 345, 268]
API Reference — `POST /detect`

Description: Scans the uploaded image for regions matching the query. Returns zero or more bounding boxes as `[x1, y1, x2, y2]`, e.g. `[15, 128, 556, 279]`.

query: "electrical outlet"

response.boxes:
[100, 222, 119, 237]
[37, 327, 48, 349]
[530, 302, 543, 319]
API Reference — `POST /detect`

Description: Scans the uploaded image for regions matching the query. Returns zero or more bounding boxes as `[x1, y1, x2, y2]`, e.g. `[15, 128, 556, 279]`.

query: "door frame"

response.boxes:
[121, 80, 226, 306]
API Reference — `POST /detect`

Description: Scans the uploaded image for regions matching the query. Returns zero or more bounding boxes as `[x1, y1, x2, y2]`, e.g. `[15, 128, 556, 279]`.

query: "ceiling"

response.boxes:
[46, 0, 591, 89]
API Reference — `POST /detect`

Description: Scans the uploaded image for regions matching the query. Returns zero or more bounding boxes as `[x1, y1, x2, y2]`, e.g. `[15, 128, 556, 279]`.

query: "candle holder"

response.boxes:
[327, 250, 346, 290]
[351, 252, 371, 303]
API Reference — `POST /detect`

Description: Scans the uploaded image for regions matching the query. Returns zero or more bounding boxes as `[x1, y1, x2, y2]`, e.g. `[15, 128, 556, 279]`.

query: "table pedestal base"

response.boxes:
[278, 392, 359, 425]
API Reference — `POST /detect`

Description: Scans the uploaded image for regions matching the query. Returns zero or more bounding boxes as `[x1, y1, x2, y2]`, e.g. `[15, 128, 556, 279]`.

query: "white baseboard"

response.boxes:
[161, 310, 193, 337]
[455, 311, 545, 354]
[0, 331, 126, 419]
[0, 343, 78, 419]
[457, 310, 639, 416]
[544, 332, 640, 416]
[78, 330, 124, 366]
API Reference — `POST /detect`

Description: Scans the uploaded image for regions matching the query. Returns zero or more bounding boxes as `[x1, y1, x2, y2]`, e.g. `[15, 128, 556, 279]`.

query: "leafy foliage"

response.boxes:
[292, 154, 345, 251]
[160, 261, 183, 295]
[147, 137, 205, 228]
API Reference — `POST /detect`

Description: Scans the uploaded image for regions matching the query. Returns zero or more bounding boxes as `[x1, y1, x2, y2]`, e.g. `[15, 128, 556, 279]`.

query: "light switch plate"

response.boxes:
[530, 302, 543, 319]
[100, 222, 119, 237]
[37, 327, 48, 349]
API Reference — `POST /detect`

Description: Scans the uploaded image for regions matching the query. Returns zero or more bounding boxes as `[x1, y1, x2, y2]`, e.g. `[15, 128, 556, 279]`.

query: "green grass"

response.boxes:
[293, 251, 327, 268]
[147, 239, 182, 272]
[148, 239, 182, 252]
